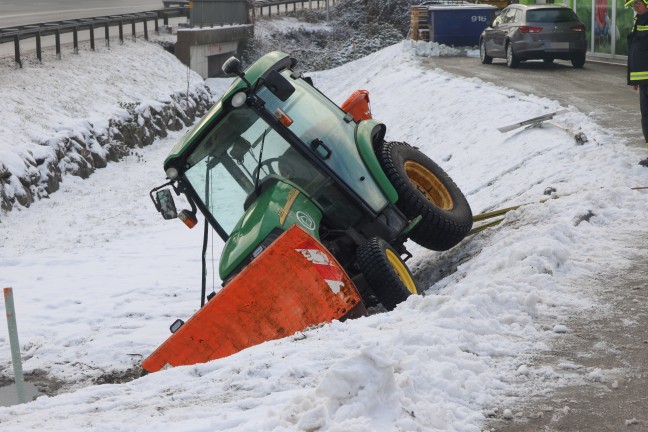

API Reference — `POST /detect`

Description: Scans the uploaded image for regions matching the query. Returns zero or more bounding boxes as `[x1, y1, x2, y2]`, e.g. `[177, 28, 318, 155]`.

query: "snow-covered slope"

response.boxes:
[1, 39, 647, 431]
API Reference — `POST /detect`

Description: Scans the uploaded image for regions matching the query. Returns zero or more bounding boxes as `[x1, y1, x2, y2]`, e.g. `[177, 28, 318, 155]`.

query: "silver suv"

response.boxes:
[479, 4, 587, 68]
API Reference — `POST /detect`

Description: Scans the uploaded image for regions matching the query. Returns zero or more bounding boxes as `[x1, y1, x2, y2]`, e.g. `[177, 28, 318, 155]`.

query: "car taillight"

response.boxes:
[519, 26, 543, 33]
[571, 24, 586, 32]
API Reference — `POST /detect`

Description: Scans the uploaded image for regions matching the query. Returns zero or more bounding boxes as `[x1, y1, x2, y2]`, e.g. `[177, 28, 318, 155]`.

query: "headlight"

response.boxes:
[231, 92, 247, 108]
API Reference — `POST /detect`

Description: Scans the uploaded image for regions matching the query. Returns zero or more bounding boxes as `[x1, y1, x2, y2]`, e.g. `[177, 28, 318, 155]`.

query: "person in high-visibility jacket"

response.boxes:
[627, 0, 648, 166]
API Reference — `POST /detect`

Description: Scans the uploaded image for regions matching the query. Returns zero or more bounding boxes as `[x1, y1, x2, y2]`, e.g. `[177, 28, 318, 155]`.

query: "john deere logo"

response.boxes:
[296, 211, 315, 230]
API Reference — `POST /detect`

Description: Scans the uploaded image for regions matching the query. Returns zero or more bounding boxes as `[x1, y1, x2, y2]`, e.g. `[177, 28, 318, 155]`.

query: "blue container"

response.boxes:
[428, 5, 497, 46]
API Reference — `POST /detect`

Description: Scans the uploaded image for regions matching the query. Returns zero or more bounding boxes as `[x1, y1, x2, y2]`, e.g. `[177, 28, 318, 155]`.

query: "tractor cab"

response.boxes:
[152, 52, 411, 282]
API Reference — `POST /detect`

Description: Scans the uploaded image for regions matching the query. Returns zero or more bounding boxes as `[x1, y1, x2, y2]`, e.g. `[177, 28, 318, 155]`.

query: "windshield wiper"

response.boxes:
[254, 129, 267, 195]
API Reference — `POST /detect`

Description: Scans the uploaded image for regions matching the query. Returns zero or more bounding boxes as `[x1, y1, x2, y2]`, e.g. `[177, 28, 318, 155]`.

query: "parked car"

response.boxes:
[479, 4, 587, 68]
[418, 0, 474, 5]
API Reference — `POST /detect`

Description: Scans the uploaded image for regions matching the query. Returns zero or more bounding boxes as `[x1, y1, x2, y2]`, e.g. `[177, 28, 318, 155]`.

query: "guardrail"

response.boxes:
[0, 7, 189, 68]
[254, 0, 335, 17]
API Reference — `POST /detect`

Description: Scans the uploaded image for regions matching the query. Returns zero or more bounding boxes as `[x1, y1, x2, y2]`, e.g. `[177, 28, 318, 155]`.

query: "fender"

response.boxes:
[355, 120, 399, 204]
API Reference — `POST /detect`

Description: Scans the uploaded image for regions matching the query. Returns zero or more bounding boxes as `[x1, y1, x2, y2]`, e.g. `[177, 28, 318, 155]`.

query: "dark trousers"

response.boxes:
[640, 83, 648, 144]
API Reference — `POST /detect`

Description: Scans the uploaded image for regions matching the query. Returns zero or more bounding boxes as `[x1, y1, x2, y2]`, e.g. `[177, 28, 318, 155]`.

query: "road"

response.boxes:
[421, 56, 642, 147]
[421, 56, 648, 431]
[0, 0, 163, 28]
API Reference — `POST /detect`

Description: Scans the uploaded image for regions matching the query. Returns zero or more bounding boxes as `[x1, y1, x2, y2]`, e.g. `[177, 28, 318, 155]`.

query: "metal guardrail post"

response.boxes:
[154, 17, 159, 35]
[36, 32, 42, 62]
[131, 19, 136, 41]
[104, 22, 110, 48]
[144, 19, 149, 41]
[55, 29, 61, 59]
[89, 25, 95, 51]
[3, 288, 26, 404]
[13, 35, 21, 68]
[118, 20, 124, 44]
[73, 26, 79, 54]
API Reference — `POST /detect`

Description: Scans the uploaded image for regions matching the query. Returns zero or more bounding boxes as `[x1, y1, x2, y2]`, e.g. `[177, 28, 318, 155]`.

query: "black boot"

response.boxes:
[640, 157, 648, 167]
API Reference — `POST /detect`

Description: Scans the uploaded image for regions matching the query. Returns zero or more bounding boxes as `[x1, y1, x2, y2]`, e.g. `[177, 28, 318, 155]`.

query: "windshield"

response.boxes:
[183, 105, 363, 235]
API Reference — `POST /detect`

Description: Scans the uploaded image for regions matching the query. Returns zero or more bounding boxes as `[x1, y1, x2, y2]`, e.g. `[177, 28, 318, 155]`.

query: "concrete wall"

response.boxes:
[175, 25, 253, 78]
[190, 0, 249, 27]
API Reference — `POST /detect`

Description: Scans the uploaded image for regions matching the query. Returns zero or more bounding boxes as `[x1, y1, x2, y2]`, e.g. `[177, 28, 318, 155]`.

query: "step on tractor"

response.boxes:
[142, 52, 473, 373]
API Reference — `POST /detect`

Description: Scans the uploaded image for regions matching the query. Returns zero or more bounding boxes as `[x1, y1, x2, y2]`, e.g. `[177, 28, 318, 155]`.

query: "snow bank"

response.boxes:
[0, 40, 213, 215]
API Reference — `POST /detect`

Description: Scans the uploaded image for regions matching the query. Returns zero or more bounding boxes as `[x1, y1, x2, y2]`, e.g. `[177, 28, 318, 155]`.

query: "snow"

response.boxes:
[1, 22, 648, 431]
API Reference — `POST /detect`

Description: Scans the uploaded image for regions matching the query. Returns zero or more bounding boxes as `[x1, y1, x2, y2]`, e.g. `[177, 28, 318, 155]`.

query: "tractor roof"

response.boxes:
[163, 51, 294, 170]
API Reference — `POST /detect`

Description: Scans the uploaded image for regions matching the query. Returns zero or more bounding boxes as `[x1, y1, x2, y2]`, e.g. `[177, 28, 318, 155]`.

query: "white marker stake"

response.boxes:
[4, 288, 26, 404]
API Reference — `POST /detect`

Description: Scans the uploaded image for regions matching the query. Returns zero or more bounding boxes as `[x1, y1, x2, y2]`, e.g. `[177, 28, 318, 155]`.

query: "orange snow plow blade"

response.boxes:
[142, 225, 366, 373]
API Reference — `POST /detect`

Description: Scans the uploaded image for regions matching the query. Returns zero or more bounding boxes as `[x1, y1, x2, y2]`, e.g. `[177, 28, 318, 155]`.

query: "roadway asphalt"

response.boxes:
[0, 0, 163, 28]
[421, 56, 644, 148]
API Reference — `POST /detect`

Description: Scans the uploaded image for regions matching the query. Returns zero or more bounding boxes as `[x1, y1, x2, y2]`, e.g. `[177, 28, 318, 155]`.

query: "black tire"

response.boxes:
[357, 237, 420, 311]
[506, 42, 519, 69]
[377, 141, 473, 251]
[479, 39, 493, 65]
[571, 53, 586, 68]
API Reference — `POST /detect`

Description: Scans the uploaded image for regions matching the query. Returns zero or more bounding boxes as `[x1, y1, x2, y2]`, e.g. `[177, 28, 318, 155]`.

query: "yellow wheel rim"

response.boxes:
[404, 161, 454, 210]
[385, 249, 418, 295]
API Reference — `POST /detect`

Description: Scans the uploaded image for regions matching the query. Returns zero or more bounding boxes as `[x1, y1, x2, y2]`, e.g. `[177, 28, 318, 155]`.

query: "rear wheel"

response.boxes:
[377, 141, 473, 251]
[506, 42, 519, 69]
[479, 39, 493, 64]
[571, 53, 586, 68]
[357, 237, 419, 311]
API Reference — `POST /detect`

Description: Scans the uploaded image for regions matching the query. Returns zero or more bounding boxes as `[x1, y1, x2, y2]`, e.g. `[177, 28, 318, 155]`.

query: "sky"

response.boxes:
[1, 17, 648, 431]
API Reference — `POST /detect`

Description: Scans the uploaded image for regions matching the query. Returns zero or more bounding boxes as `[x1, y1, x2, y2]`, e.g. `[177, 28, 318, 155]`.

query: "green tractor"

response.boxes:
[143, 52, 472, 372]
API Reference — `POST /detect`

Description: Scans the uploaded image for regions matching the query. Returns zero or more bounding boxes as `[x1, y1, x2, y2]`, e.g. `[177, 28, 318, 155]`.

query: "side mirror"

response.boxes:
[263, 69, 295, 102]
[222, 56, 251, 87]
[222, 56, 244, 77]
[155, 189, 178, 220]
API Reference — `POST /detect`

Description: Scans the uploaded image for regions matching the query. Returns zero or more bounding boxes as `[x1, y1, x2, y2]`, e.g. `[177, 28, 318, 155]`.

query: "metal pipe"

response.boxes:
[13, 35, 21, 68]
[3, 288, 26, 404]
[55, 29, 61, 60]
[36, 32, 41, 62]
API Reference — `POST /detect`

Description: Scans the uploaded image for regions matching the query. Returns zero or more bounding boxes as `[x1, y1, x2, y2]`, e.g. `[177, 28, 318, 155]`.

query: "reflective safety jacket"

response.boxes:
[628, 12, 648, 85]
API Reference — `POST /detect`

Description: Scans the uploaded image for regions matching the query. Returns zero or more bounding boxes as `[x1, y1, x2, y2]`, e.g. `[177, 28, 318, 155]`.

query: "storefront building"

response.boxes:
[518, 0, 635, 60]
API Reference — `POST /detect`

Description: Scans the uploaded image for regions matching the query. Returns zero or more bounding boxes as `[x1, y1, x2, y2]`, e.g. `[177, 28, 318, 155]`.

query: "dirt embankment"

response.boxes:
[0, 88, 213, 216]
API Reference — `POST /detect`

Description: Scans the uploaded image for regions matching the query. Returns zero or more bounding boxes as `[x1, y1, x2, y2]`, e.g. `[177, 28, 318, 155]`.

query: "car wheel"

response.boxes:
[543, 58, 555, 64]
[480, 39, 493, 64]
[505, 42, 519, 69]
[376, 141, 473, 251]
[356, 237, 420, 311]
[571, 53, 586, 68]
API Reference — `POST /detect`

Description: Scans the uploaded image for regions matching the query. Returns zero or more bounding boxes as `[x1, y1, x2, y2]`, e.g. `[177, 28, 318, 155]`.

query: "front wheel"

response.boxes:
[377, 141, 473, 251]
[480, 39, 493, 64]
[357, 237, 420, 311]
[506, 42, 519, 69]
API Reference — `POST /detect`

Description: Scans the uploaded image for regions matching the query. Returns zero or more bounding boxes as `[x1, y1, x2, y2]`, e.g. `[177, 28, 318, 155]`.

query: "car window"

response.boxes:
[526, 8, 580, 23]
[492, 8, 506, 26]
[514, 9, 523, 23]
[503, 8, 517, 23]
